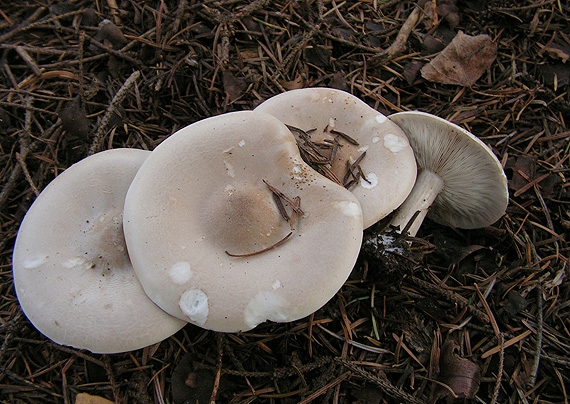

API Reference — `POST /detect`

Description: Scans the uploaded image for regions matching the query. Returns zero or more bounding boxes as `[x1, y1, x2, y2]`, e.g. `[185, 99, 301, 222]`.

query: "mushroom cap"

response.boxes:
[123, 110, 363, 332]
[388, 111, 509, 229]
[12, 149, 186, 354]
[254, 87, 417, 229]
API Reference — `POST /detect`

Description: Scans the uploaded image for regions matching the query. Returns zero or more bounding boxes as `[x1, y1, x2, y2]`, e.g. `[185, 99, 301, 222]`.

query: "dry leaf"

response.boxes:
[421, 31, 497, 86]
[75, 392, 114, 404]
[279, 75, 305, 91]
[435, 339, 480, 400]
[222, 70, 247, 101]
[540, 42, 570, 63]
[171, 353, 217, 404]
[92, 20, 127, 50]
[58, 97, 90, 141]
[419, 0, 460, 30]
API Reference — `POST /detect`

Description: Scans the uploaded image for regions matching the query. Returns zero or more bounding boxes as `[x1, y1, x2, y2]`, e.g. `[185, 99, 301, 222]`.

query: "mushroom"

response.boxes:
[123, 110, 363, 332]
[12, 149, 186, 353]
[386, 111, 509, 236]
[254, 87, 417, 228]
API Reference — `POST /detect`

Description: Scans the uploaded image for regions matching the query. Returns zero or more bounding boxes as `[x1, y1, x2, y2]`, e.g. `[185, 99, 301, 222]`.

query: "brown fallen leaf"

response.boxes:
[421, 31, 497, 86]
[75, 392, 114, 404]
[58, 97, 90, 141]
[279, 74, 305, 91]
[420, 0, 460, 30]
[92, 19, 128, 50]
[434, 339, 480, 401]
[222, 69, 247, 102]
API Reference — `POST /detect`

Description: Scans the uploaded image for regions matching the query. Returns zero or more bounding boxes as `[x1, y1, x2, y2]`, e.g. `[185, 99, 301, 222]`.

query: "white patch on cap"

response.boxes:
[238, 140, 246, 147]
[372, 136, 381, 143]
[291, 164, 304, 180]
[244, 291, 289, 329]
[22, 254, 48, 270]
[169, 262, 193, 285]
[375, 114, 388, 124]
[179, 289, 209, 326]
[272, 280, 282, 290]
[328, 117, 336, 128]
[61, 257, 88, 269]
[223, 160, 235, 178]
[360, 172, 378, 189]
[336, 201, 361, 217]
[383, 133, 409, 153]
[358, 145, 369, 153]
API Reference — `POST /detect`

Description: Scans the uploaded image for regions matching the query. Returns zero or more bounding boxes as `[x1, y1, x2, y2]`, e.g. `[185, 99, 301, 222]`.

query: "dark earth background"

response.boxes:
[1, 1, 569, 403]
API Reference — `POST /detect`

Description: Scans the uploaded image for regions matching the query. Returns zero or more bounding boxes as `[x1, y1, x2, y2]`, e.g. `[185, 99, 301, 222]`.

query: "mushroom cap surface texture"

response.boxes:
[12, 149, 187, 354]
[388, 111, 509, 229]
[254, 87, 417, 229]
[123, 110, 364, 332]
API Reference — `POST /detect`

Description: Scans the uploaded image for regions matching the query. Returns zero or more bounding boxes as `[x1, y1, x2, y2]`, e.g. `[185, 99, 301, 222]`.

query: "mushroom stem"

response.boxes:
[389, 170, 444, 236]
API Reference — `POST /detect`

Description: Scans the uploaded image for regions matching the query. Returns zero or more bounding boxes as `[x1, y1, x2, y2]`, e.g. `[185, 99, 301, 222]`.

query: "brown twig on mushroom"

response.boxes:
[255, 87, 417, 228]
[226, 180, 302, 257]
[123, 110, 363, 332]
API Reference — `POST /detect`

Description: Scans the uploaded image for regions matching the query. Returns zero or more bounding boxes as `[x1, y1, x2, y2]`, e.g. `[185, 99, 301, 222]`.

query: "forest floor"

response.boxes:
[0, 1, 569, 403]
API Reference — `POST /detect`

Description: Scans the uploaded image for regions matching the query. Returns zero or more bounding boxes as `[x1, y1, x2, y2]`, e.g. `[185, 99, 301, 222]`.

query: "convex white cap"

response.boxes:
[254, 87, 417, 229]
[12, 149, 186, 353]
[388, 111, 509, 235]
[123, 110, 364, 332]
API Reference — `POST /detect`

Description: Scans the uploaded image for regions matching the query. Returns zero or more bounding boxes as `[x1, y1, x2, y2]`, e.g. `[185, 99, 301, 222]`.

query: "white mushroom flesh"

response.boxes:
[388, 111, 509, 234]
[12, 149, 186, 353]
[254, 87, 417, 228]
[123, 110, 364, 332]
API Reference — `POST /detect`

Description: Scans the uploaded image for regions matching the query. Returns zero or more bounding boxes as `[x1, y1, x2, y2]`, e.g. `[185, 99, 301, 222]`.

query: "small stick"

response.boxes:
[15, 46, 42, 76]
[208, 333, 224, 404]
[272, 192, 290, 222]
[263, 180, 304, 215]
[336, 359, 425, 404]
[370, 6, 422, 65]
[528, 286, 543, 388]
[288, 196, 301, 230]
[16, 152, 39, 196]
[330, 129, 359, 145]
[225, 232, 293, 257]
[88, 70, 140, 155]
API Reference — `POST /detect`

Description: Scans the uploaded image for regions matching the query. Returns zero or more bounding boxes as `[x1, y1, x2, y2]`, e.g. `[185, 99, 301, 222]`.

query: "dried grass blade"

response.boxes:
[225, 232, 293, 258]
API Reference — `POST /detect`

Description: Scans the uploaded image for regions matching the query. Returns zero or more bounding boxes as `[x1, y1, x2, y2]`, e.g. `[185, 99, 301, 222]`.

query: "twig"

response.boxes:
[208, 333, 224, 404]
[336, 358, 425, 404]
[490, 334, 504, 404]
[409, 276, 490, 323]
[369, 6, 422, 65]
[297, 371, 351, 404]
[475, 284, 505, 404]
[16, 152, 39, 196]
[528, 286, 543, 388]
[102, 355, 120, 404]
[87, 70, 140, 155]
[225, 232, 293, 257]
[0, 9, 84, 43]
[15, 46, 41, 76]
[106, 0, 122, 25]
[317, 324, 393, 354]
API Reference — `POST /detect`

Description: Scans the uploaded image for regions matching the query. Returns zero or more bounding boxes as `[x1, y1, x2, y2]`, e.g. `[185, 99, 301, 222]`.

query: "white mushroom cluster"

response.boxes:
[11, 88, 508, 353]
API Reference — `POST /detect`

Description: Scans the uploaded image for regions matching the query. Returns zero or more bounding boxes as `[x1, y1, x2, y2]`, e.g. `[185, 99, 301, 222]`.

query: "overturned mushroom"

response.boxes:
[254, 87, 417, 229]
[12, 149, 186, 354]
[123, 110, 363, 332]
[387, 111, 509, 236]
